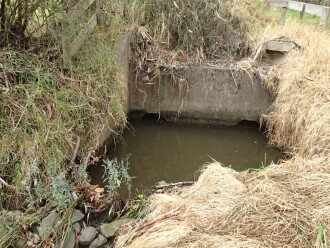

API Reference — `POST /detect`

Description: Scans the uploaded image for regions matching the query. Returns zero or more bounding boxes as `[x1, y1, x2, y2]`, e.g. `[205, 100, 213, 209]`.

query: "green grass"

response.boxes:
[266, 7, 330, 29]
[315, 223, 328, 248]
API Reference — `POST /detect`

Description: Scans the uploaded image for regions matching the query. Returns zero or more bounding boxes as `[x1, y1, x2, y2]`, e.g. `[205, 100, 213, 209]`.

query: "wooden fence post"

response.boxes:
[62, 0, 98, 69]
[95, 0, 104, 25]
[279, 6, 287, 26]
[62, 13, 72, 68]
[300, 3, 306, 20]
[320, 7, 330, 27]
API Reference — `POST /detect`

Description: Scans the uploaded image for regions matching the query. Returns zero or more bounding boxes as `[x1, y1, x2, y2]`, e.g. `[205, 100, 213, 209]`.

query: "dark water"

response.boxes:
[88, 116, 283, 194]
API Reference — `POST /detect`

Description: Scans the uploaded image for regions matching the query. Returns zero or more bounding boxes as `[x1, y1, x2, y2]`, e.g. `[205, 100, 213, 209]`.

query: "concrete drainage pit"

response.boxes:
[89, 35, 283, 195]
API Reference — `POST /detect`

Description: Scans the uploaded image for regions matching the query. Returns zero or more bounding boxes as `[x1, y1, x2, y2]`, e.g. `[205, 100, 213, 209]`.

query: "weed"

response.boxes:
[102, 155, 132, 195]
[125, 191, 148, 219]
[316, 223, 327, 248]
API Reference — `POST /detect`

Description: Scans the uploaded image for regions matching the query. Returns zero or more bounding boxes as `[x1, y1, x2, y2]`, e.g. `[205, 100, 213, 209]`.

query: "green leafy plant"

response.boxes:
[102, 155, 132, 195]
[125, 191, 148, 219]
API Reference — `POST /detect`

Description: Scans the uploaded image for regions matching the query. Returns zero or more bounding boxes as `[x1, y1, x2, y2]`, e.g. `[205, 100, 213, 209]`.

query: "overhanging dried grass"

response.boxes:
[142, 0, 261, 60]
[264, 22, 330, 158]
[129, 0, 269, 69]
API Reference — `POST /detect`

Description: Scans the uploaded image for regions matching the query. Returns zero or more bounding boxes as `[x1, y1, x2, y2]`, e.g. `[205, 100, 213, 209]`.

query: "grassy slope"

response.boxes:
[0, 1, 127, 247]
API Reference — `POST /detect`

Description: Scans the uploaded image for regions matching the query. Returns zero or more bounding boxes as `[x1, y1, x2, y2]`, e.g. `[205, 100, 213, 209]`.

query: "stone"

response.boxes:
[80, 227, 97, 246]
[27, 240, 33, 246]
[89, 234, 107, 248]
[72, 222, 81, 233]
[71, 209, 84, 223]
[14, 237, 27, 248]
[32, 234, 41, 244]
[63, 229, 76, 248]
[155, 180, 168, 187]
[99, 218, 134, 238]
[38, 211, 60, 239]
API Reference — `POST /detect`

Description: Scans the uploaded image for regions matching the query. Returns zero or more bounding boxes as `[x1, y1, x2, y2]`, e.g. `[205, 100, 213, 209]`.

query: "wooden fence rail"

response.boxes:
[62, 0, 100, 68]
[269, 0, 330, 27]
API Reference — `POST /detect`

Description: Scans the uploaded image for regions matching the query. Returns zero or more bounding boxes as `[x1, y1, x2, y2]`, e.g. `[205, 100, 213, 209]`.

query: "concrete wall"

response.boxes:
[97, 34, 131, 148]
[110, 33, 273, 126]
[129, 65, 273, 125]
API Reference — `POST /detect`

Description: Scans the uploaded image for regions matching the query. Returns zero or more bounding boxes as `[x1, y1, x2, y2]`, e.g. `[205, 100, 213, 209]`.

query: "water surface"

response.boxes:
[89, 116, 282, 194]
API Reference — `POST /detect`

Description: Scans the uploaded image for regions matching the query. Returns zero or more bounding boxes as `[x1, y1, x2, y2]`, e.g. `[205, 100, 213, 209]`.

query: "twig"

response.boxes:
[252, 27, 269, 64]
[121, 205, 187, 245]
[0, 62, 10, 92]
[136, 205, 186, 232]
[0, 177, 9, 187]
[229, 64, 239, 92]
[71, 136, 80, 162]
[153, 181, 194, 190]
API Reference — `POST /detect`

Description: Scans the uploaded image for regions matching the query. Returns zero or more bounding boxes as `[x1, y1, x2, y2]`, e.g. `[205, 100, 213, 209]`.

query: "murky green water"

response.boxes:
[88, 116, 283, 194]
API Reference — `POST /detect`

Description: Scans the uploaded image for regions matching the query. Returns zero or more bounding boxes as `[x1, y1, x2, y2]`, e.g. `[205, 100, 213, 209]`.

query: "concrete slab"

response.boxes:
[266, 40, 297, 53]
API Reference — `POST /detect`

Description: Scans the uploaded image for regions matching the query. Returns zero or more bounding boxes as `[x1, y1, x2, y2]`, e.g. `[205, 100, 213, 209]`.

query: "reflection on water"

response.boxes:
[88, 116, 283, 194]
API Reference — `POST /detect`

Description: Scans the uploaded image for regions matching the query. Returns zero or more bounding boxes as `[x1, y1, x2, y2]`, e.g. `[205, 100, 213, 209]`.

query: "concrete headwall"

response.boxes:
[113, 33, 273, 126]
[129, 65, 273, 125]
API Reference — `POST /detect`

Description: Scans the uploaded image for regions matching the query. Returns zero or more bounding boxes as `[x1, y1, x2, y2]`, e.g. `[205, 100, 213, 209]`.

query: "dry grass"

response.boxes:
[116, 160, 330, 248]
[115, 11, 330, 248]
[128, 0, 269, 70]
[264, 22, 330, 158]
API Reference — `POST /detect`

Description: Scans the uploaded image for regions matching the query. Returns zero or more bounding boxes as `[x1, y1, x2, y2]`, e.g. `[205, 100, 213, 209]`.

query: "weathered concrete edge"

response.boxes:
[97, 33, 131, 148]
[129, 64, 274, 126]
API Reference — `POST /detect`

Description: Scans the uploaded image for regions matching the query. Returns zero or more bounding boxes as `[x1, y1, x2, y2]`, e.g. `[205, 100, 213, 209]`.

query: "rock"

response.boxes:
[27, 240, 33, 246]
[89, 234, 107, 248]
[14, 237, 27, 248]
[32, 234, 41, 244]
[71, 209, 84, 223]
[63, 229, 76, 248]
[38, 211, 60, 239]
[80, 227, 97, 246]
[99, 218, 134, 238]
[72, 222, 81, 233]
[155, 180, 168, 187]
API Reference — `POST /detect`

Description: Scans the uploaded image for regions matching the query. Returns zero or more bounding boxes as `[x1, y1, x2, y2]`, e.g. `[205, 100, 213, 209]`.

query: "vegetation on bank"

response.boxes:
[128, 0, 269, 69]
[1, 0, 128, 247]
